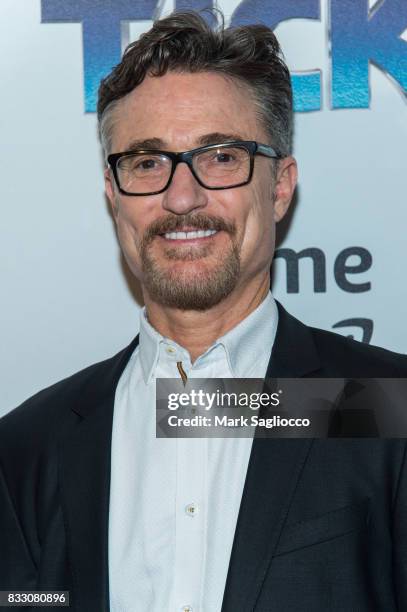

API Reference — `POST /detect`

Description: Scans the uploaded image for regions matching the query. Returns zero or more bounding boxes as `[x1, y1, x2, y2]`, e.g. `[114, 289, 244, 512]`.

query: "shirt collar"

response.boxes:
[139, 310, 163, 384]
[139, 292, 278, 383]
[217, 292, 278, 377]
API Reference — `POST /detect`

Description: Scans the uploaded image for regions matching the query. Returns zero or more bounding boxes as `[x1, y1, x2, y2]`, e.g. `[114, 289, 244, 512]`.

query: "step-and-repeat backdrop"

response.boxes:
[1, 0, 406, 413]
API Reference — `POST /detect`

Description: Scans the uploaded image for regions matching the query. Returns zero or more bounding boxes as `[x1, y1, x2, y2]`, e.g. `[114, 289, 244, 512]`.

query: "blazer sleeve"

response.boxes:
[0, 462, 37, 590]
[393, 441, 407, 610]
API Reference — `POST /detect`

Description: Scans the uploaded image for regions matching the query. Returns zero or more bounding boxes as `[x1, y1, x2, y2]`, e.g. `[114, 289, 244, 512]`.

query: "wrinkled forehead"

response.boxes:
[106, 71, 268, 154]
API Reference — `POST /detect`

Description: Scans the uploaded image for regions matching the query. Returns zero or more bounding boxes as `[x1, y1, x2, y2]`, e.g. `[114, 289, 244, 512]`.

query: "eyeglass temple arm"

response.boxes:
[256, 143, 281, 159]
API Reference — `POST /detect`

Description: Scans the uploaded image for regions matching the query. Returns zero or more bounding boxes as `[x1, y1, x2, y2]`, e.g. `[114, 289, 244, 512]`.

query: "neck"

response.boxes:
[144, 276, 270, 362]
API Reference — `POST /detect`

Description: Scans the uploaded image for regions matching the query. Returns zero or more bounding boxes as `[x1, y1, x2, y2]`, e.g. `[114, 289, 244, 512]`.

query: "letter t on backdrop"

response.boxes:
[41, 0, 161, 112]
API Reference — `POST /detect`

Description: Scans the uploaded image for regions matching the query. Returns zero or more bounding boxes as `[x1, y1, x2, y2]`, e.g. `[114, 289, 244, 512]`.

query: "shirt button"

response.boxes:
[185, 503, 197, 517]
[166, 346, 176, 354]
[182, 607, 193, 612]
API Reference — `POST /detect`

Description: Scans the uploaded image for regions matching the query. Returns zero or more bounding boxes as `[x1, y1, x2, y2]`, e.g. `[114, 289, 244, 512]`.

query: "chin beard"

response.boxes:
[137, 212, 240, 311]
[141, 242, 241, 311]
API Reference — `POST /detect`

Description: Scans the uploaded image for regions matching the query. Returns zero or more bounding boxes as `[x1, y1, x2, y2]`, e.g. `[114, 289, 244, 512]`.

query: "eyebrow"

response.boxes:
[123, 132, 246, 152]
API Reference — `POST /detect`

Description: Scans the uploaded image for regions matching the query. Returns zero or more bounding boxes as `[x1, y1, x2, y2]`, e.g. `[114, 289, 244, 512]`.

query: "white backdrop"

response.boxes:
[1, 0, 406, 415]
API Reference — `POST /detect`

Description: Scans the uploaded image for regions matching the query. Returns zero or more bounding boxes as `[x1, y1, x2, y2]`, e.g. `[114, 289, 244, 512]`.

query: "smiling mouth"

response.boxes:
[163, 229, 218, 240]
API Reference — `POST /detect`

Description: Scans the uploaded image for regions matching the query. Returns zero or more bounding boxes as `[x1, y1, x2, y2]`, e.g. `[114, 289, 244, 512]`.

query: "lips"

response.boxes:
[141, 214, 236, 251]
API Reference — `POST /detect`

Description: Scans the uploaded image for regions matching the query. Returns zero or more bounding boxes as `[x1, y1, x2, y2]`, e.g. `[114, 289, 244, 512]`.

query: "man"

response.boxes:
[1, 10, 407, 612]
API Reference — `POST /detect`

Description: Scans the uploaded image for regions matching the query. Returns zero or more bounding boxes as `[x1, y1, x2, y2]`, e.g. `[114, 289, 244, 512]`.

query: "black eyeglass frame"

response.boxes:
[107, 140, 282, 196]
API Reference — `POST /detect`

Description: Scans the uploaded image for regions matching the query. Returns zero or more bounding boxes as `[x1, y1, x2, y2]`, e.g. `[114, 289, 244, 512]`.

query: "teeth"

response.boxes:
[164, 229, 217, 240]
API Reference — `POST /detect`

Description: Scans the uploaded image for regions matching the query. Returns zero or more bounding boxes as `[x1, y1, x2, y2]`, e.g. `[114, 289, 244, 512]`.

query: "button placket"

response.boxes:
[172, 437, 206, 612]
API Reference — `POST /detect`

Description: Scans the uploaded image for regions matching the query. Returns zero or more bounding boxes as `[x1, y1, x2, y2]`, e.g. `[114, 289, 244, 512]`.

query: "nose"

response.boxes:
[161, 161, 208, 215]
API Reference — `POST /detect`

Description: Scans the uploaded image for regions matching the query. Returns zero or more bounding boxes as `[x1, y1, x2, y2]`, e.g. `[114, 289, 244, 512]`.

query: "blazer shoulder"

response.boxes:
[0, 337, 139, 443]
[310, 324, 407, 377]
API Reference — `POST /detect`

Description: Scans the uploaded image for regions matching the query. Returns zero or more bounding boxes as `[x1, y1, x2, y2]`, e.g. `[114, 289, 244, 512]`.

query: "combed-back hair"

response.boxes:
[97, 10, 293, 158]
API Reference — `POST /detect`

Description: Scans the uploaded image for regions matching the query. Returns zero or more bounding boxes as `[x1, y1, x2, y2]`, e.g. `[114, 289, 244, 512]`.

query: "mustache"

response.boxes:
[142, 213, 237, 245]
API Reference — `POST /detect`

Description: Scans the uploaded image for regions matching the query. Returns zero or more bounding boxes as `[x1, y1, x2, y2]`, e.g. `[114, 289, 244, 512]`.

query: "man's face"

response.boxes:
[105, 71, 296, 310]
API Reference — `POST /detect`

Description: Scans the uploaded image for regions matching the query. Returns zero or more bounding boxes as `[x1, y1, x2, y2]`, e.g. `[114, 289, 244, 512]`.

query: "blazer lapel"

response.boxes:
[58, 337, 139, 612]
[221, 302, 322, 612]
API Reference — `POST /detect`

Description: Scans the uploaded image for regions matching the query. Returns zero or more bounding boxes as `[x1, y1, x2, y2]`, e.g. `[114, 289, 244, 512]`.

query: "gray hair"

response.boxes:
[98, 10, 293, 159]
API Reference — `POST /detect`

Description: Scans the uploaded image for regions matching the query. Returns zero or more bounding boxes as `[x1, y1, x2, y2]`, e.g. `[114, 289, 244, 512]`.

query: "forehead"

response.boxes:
[110, 71, 267, 152]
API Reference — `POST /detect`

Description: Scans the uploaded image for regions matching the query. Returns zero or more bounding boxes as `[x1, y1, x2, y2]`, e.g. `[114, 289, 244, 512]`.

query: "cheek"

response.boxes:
[239, 187, 275, 255]
[113, 192, 164, 247]
[114, 205, 146, 260]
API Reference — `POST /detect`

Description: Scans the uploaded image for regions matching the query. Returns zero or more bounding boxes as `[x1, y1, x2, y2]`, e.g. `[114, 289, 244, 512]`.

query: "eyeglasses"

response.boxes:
[107, 141, 281, 196]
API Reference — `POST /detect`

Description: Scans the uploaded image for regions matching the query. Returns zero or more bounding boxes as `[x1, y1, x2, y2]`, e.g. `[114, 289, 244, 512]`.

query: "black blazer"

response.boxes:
[1, 302, 407, 611]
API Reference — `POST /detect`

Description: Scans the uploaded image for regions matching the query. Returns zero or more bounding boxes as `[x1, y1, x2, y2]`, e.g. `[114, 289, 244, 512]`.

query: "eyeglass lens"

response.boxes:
[116, 145, 251, 194]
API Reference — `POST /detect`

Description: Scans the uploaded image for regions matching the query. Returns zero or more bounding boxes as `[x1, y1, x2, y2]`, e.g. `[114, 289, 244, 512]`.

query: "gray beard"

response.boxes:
[141, 240, 241, 311]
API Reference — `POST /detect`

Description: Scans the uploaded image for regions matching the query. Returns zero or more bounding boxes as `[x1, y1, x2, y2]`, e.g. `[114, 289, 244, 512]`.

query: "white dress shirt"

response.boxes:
[109, 293, 278, 612]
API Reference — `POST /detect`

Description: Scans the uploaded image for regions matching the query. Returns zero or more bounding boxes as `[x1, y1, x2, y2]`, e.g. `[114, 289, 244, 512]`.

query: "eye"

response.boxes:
[198, 149, 240, 167]
[214, 152, 235, 163]
[136, 158, 157, 170]
[119, 154, 169, 175]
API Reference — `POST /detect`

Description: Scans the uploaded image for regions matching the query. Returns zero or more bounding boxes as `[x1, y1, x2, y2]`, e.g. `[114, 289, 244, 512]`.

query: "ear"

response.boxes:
[104, 167, 119, 220]
[272, 156, 298, 222]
